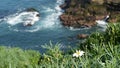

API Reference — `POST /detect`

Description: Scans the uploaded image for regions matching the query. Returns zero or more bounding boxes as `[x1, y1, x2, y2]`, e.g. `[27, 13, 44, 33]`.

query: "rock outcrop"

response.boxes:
[60, 0, 71, 9]
[105, 0, 120, 3]
[23, 8, 40, 26]
[77, 34, 88, 39]
[26, 8, 39, 12]
[60, 0, 120, 28]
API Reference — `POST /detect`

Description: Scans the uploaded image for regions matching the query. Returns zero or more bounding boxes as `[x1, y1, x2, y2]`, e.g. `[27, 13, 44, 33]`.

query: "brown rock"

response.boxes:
[91, 0, 104, 5]
[77, 34, 88, 39]
[106, 0, 120, 4]
[95, 15, 106, 20]
[60, 3, 67, 9]
[60, 0, 120, 28]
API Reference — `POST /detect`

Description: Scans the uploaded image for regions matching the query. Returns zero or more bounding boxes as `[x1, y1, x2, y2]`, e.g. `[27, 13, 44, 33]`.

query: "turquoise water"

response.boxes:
[0, 0, 97, 52]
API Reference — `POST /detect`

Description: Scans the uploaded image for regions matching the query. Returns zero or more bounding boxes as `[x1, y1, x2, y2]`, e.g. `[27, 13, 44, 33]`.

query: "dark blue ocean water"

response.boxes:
[0, 0, 97, 52]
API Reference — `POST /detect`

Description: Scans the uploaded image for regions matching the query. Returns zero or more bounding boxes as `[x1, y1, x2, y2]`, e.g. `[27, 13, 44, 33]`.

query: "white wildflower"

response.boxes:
[73, 50, 85, 57]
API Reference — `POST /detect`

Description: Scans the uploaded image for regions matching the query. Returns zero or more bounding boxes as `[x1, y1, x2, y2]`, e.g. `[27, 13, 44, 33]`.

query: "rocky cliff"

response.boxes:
[60, 0, 120, 28]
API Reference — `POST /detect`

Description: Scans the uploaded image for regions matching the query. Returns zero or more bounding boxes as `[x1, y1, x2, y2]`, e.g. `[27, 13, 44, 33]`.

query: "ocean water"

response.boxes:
[0, 0, 98, 52]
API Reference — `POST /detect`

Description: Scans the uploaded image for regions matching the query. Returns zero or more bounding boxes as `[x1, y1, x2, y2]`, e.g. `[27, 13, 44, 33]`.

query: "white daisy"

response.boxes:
[73, 50, 85, 57]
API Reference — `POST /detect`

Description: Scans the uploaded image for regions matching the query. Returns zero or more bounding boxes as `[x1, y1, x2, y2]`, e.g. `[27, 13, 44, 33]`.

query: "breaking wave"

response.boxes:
[39, 0, 63, 28]
[5, 11, 39, 26]
[0, 0, 64, 32]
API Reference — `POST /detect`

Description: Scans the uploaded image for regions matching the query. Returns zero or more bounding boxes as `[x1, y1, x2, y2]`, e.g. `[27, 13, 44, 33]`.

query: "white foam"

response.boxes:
[24, 26, 40, 32]
[96, 20, 108, 29]
[56, 0, 64, 5]
[4, 11, 39, 26]
[8, 25, 40, 32]
[40, 0, 63, 28]
[96, 15, 109, 28]
[96, 20, 107, 25]
[0, 19, 3, 22]
[1, 0, 64, 32]
[96, 20, 108, 31]
[41, 6, 54, 12]
[69, 26, 90, 31]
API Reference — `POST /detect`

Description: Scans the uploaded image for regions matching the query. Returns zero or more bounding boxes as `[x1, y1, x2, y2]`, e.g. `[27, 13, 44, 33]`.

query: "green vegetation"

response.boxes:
[0, 46, 40, 68]
[79, 23, 120, 68]
[1, 24, 120, 68]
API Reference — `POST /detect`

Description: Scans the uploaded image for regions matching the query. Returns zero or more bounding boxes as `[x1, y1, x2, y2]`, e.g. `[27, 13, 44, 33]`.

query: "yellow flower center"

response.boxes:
[76, 51, 80, 55]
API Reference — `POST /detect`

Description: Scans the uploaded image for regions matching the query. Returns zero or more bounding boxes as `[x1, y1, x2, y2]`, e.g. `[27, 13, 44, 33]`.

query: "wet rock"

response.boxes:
[60, 3, 67, 9]
[26, 23, 32, 26]
[60, 0, 120, 28]
[59, 13, 96, 28]
[23, 8, 40, 26]
[26, 8, 39, 12]
[77, 34, 88, 39]
[60, 0, 71, 9]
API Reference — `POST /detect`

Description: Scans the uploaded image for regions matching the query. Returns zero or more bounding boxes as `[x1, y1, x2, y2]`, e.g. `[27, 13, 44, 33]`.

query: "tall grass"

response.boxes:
[0, 24, 120, 68]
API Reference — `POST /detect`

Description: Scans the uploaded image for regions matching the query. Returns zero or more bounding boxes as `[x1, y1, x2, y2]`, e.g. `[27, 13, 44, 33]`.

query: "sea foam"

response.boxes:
[0, 0, 64, 32]
[5, 11, 39, 26]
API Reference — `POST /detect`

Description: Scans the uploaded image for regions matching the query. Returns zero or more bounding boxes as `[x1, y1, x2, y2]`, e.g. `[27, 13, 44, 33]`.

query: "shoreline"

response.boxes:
[59, 0, 120, 28]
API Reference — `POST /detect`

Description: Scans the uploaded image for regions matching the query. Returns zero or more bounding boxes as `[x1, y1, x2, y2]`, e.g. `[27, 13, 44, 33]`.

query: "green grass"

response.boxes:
[0, 24, 120, 68]
[0, 46, 40, 68]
